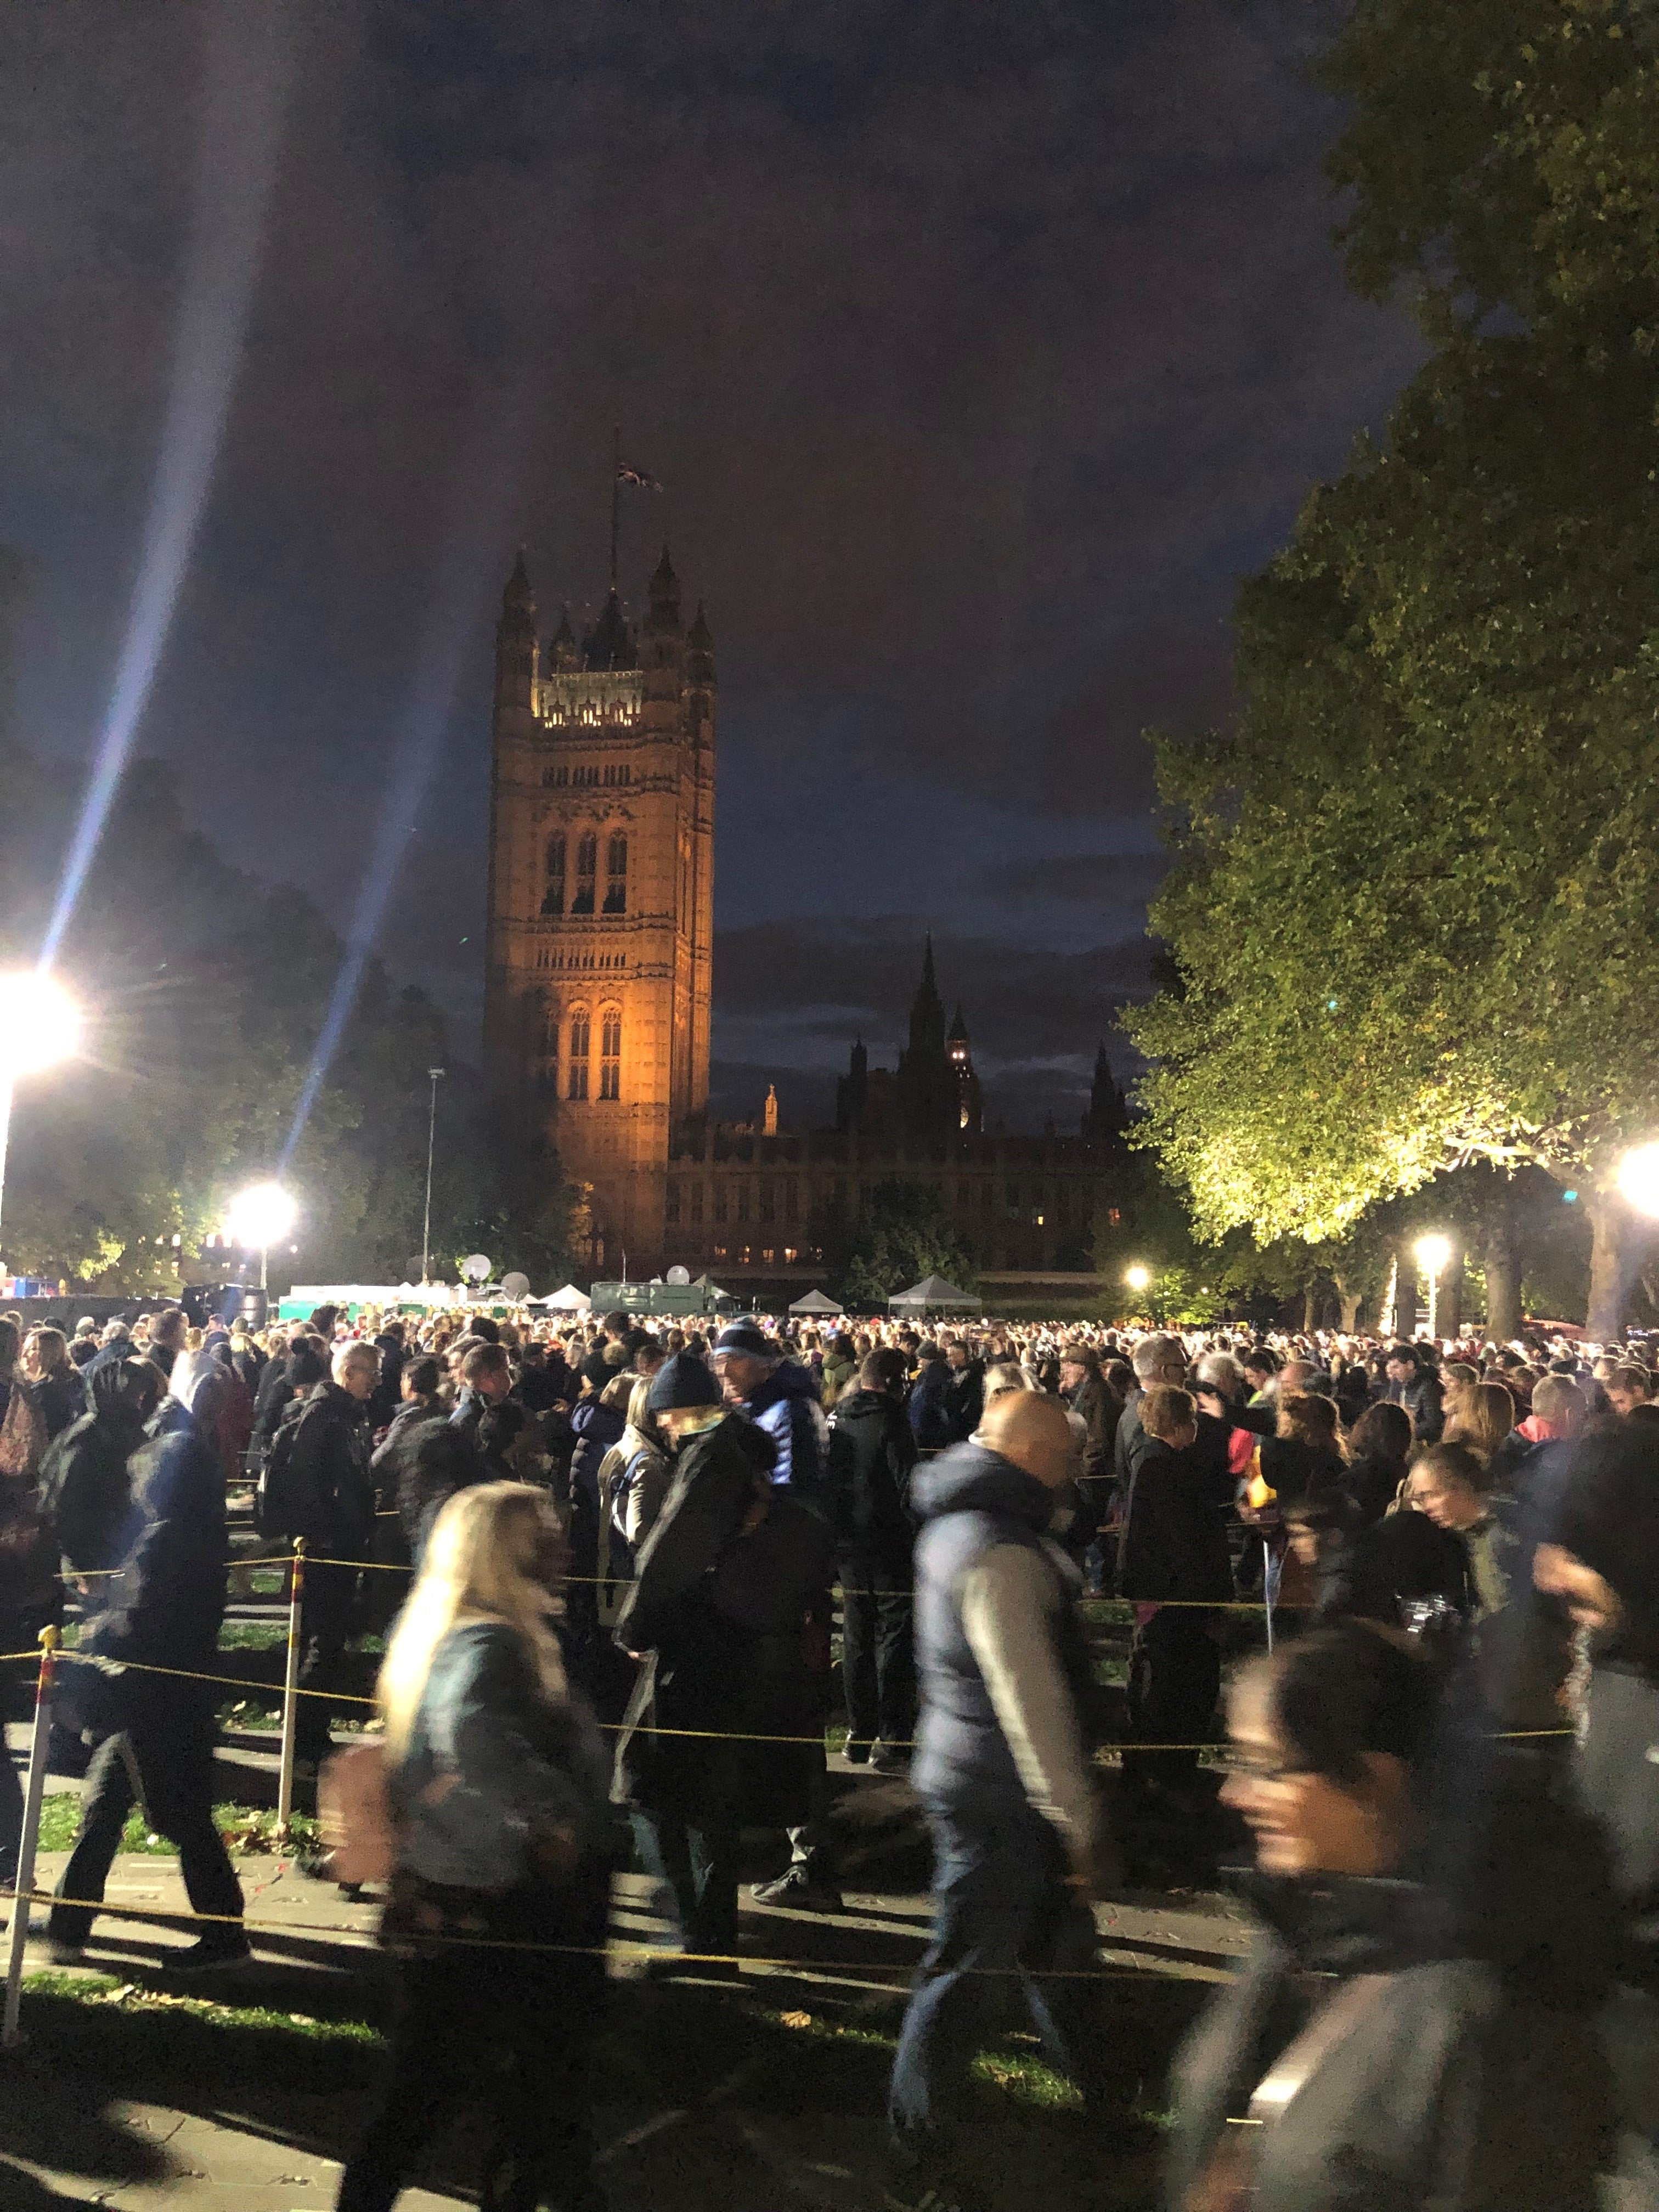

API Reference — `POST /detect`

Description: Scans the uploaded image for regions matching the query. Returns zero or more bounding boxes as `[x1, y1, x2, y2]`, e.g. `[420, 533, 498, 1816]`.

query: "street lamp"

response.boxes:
[421, 1065, 445, 1283]
[227, 1181, 297, 1292]
[1414, 1233, 1452, 1341]
[0, 971, 81, 1261]
[1616, 1142, 1659, 1217]
[1125, 1263, 1151, 1294]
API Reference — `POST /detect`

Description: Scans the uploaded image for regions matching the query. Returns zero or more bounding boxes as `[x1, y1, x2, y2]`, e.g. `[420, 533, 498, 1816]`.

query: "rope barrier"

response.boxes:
[7, 1886, 1235, 1982]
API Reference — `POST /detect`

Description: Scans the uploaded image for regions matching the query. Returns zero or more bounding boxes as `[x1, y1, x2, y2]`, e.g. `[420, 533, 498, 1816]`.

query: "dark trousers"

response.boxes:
[839, 1559, 915, 1749]
[50, 1689, 245, 1948]
[631, 1743, 744, 1956]
[297, 1557, 358, 1765]
[0, 1740, 21, 1884]
[338, 1941, 602, 2212]
[1124, 1606, 1221, 1787]
[890, 1801, 1107, 2148]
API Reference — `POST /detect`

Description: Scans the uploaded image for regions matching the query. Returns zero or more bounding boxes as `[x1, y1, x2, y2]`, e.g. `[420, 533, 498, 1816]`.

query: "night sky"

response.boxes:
[3, 2, 1422, 1133]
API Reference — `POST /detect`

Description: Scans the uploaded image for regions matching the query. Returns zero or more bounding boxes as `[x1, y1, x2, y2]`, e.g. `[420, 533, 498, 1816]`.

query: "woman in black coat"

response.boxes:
[1167, 1620, 1616, 2211]
[612, 1353, 833, 1962]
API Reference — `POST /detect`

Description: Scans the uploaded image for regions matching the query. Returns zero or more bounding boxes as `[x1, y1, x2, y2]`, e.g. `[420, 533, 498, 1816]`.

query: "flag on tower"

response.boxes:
[616, 460, 661, 489]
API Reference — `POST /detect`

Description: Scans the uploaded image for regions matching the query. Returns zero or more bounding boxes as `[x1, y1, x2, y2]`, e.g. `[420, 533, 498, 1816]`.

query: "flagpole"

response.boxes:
[610, 422, 620, 590]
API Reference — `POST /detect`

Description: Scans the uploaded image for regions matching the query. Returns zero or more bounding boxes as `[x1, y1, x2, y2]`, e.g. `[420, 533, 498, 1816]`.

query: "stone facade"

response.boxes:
[482, 548, 714, 1273]
[484, 550, 1125, 1290]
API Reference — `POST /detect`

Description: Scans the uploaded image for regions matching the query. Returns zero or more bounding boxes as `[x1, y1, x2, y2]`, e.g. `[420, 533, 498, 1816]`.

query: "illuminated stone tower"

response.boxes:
[482, 545, 715, 1272]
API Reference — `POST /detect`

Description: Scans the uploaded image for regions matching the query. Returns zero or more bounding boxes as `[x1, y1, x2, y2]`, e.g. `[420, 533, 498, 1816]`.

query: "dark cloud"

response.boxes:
[0, 0, 1422, 1065]
[984, 850, 1170, 907]
[713, 915, 1152, 1131]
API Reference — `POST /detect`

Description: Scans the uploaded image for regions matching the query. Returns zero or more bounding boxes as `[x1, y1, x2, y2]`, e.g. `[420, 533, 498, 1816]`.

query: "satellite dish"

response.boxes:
[502, 1270, 531, 1300]
[461, 1253, 492, 1285]
[665, 1265, 691, 1286]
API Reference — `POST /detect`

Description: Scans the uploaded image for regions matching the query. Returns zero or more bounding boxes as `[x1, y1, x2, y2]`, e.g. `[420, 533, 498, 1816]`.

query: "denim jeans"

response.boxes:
[839, 1558, 916, 1750]
[889, 1799, 1107, 2148]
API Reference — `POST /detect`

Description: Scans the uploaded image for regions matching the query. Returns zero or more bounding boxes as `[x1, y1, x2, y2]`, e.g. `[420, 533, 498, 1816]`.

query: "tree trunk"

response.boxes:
[1338, 1288, 1363, 1331]
[1392, 1244, 1418, 1340]
[1302, 1280, 1318, 1333]
[1483, 1221, 1522, 1345]
[1441, 1249, 1465, 1341]
[1585, 1191, 1650, 1344]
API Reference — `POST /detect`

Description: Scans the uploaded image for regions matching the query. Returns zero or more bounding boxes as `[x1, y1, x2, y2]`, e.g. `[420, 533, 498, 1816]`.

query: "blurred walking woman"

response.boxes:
[337, 1483, 611, 2212]
[1167, 1620, 1613, 2211]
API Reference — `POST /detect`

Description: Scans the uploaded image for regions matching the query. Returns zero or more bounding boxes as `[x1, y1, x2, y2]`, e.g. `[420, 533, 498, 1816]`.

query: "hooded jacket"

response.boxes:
[611, 1412, 833, 1825]
[284, 1380, 375, 1557]
[909, 1442, 1101, 1870]
[825, 1386, 917, 1566]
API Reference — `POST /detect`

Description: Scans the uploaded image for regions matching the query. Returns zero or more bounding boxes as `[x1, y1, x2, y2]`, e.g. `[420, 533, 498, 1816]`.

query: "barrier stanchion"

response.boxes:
[1262, 1533, 1275, 1653]
[275, 1539, 305, 1838]
[3, 1627, 61, 2051]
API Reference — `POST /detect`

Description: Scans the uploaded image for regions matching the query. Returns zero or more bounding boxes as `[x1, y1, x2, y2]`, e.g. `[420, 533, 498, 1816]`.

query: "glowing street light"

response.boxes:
[1616, 1141, 1659, 1218]
[227, 1180, 297, 1291]
[1125, 1263, 1152, 1294]
[0, 970, 82, 1262]
[1414, 1233, 1453, 1340]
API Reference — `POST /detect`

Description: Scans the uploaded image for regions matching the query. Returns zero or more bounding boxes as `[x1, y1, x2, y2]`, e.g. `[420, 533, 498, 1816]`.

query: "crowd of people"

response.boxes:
[0, 1293, 1655, 2210]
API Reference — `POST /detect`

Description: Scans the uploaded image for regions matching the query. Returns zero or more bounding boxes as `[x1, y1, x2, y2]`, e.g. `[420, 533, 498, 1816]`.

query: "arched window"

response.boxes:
[541, 834, 566, 916]
[572, 834, 597, 913]
[600, 1007, 622, 1099]
[603, 833, 628, 914]
[567, 1007, 590, 1099]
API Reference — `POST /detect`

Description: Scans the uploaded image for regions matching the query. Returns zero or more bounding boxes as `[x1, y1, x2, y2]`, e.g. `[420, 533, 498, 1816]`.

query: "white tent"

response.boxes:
[887, 1273, 983, 1315]
[541, 1283, 593, 1312]
[787, 1288, 845, 1317]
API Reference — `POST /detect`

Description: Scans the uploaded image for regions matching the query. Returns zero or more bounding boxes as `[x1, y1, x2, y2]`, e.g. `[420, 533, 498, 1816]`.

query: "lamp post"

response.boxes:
[421, 1065, 445, 1283]
[1414, 1233, 1452, 1342]
[0, 972, 81, 1263]
[228, 1181, 297, 1293]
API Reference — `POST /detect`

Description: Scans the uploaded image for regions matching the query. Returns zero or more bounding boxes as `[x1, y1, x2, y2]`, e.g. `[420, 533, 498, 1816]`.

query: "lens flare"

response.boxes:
[39, 3, 289, 969]
[0, 972, 80, 1077]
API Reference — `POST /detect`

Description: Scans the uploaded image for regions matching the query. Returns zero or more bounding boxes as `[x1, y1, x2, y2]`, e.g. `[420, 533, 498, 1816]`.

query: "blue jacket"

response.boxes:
[909, 1442, 1096, 1822]
[743, 1361, 829, 1500]
[391, 1621, 611, 1894]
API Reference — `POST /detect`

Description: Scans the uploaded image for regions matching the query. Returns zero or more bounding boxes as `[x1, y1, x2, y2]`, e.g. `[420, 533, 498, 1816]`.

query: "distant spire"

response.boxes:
[948, 1000, 968, 1043]
[922, 932, 936, 994]
[687, 599, 713, 648]
[503, 546, 533, 613]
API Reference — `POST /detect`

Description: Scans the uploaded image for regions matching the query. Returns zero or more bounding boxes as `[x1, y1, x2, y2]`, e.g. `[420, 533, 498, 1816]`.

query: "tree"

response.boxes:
[1126, 1, 1659, 1338]
[0, 731, 581, 1293]
[825, 1181, 978, 1308]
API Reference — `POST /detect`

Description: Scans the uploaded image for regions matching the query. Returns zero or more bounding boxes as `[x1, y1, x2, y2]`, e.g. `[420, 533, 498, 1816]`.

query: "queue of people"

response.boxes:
[2, 1292, 1658, 2210]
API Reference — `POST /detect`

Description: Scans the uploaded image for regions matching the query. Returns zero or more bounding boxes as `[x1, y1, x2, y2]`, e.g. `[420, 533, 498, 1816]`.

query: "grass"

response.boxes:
[36, 1797, 320, 1856]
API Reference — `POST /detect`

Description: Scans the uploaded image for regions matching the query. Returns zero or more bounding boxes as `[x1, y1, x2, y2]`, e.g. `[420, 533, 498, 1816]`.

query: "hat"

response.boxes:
[711, 1321, 772, 1362]
[646, 1352, 723, 1413]
[74, 1317, 97, 1338]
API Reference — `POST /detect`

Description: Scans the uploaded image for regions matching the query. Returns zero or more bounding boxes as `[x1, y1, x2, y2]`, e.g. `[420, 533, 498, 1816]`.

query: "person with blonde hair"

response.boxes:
[1443, 1379, 1516, 1471]
[337, 1482, 610, 2212]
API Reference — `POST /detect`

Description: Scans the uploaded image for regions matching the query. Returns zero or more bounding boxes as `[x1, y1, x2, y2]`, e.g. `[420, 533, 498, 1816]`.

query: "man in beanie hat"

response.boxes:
[1536, 1424, 1659, 2152]
[710, 1321, 830, 1506]
[611, 1351, 835, 1963]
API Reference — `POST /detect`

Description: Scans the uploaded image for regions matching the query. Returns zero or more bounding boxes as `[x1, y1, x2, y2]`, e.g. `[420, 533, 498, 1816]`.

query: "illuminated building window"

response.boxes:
[783, 1246, 798, 1263]
[761, 1248, 775, 1264]
[740, 1245, 751, 1265]
[541, 834, 566, 916]
[713, 1244, 727, 1261]
[573, 834, 596, 913]
[603, 833, 628, 914]
[599, 1008, 621, 1099]
[567, 1008, 590, 1099]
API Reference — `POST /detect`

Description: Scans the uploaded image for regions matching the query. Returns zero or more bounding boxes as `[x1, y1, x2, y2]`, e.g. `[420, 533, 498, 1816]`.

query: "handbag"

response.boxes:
[318, 1739, 395, 1884]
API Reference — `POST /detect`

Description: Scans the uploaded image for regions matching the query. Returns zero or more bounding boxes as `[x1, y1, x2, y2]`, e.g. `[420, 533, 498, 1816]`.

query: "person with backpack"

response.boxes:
[335, 1482, 611, 2212]
[284, 1342, 378, 1778]
[48, 1361, 248, 1970]
[826, 1347, 918, 1770]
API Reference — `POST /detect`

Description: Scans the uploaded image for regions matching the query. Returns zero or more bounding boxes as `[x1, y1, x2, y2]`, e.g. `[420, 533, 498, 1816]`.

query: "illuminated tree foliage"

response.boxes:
[1127, 0, 1659, 1336]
